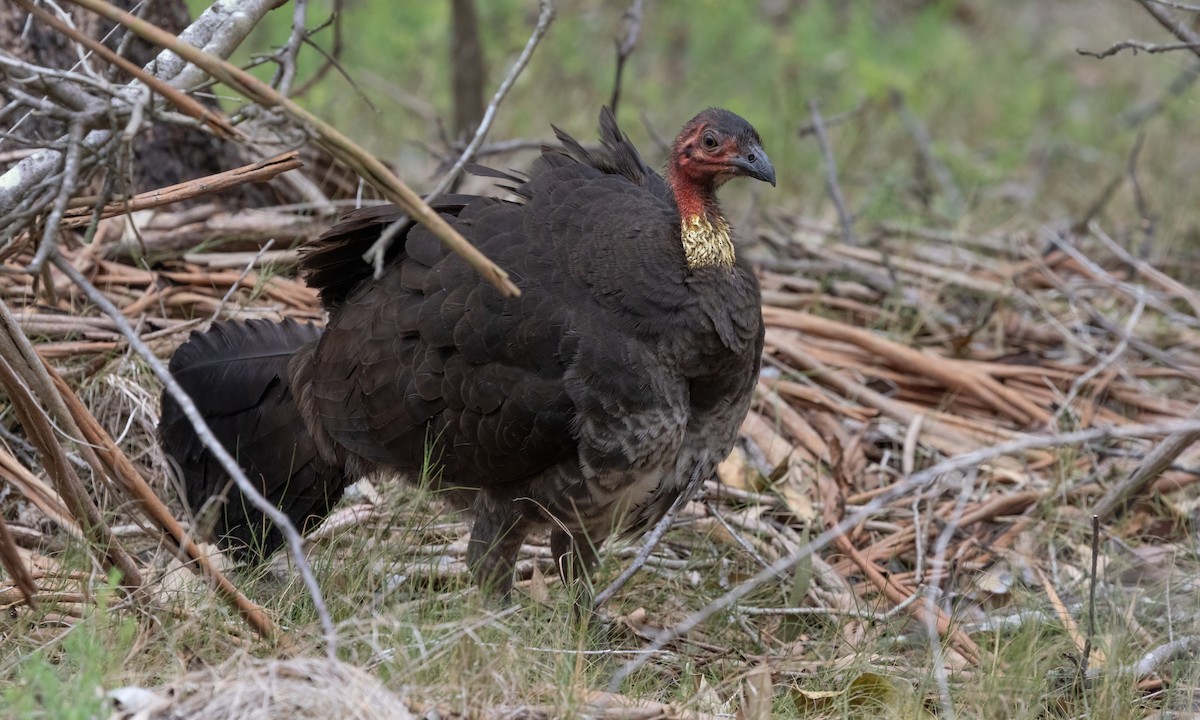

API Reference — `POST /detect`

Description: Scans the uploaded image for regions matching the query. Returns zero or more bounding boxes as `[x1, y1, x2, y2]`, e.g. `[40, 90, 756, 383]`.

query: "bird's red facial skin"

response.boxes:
[667, 125, 734, 221]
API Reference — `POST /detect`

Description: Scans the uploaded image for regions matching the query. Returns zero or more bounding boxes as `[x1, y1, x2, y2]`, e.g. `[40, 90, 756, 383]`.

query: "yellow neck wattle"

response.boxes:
[681, 214, 734, 269]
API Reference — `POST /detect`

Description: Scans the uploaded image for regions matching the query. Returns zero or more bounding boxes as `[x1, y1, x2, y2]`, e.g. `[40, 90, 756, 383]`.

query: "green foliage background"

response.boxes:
[185, 0, 1200, 252]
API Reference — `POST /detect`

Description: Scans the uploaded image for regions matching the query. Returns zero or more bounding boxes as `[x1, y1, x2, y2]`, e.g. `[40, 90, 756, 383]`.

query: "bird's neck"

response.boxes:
[670, 176, 734, 270]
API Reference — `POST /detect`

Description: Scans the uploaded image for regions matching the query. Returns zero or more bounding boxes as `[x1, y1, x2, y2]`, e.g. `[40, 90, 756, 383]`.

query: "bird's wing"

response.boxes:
[309, 158, 692, 491]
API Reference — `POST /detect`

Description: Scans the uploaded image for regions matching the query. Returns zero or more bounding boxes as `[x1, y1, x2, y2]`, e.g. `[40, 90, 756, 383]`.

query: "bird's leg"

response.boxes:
[550, 527, 602, 614]
[467, 495, 531, 602]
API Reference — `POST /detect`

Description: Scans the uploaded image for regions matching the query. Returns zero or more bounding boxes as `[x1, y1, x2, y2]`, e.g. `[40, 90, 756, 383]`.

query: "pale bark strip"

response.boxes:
[0, 0, 283, 221]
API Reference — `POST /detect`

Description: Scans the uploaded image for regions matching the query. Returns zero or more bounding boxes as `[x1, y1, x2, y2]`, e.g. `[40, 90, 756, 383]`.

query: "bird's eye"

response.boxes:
[703, 134, 717, 149]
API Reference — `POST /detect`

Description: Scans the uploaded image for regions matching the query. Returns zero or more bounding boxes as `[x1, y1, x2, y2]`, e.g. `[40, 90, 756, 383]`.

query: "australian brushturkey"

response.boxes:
[160, 107, 774, 598]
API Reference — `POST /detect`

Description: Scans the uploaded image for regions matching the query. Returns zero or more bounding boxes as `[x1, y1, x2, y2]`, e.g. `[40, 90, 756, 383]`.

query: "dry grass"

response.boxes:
[1, 180, 1197, 717]
[3, 1, 1200, 718]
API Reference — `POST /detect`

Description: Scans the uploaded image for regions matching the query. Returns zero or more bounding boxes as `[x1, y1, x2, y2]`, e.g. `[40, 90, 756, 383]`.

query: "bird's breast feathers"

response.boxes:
[679, 214, 735, 270]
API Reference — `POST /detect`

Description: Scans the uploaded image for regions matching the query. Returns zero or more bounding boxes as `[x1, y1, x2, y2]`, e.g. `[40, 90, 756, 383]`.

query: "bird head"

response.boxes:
[666, 108, 774, 269]
[668, 108, 776, 210]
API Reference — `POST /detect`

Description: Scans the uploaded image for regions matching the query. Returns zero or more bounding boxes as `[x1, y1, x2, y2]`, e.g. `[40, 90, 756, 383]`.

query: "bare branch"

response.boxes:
[362, 0, 555, 278]
[1094, 404, 1200, 520]
[607, 417, 1200, 691]
[50, 253, 339, 659]
[1078, 38, 1200, 58]
[0, 0, 281, 227]
[61, 0, 521, 297]
[1146, 0, 1200, 10]
[609, 0, 645, 118]
[1131, 0, 1200, 60]
[807, 99, 856, 246]
[275, 0, 309, 96]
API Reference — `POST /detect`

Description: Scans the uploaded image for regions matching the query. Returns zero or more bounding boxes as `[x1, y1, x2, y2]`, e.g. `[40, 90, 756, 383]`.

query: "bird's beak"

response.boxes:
[730, 145, 776, 187]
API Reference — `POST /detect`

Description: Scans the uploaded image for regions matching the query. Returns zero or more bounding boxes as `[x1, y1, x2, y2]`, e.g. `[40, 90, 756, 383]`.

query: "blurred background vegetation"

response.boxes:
[180, 0, 1200, 265]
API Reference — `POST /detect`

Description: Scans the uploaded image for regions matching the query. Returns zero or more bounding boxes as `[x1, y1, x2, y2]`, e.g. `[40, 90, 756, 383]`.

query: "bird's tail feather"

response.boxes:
[159, 318, 348, 561]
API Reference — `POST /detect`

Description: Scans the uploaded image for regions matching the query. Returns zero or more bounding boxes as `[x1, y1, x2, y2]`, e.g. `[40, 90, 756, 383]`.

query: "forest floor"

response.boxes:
[3, 1, 1200, 718]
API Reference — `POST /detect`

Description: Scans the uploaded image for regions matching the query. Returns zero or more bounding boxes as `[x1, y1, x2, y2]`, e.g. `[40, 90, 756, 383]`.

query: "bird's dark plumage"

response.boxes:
[160, 107, 772, 598]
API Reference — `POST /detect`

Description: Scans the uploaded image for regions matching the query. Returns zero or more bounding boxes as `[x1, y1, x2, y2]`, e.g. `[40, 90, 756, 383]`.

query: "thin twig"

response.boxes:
[0, 0, 279, 224]
[0, 301, 144, 588]
[274, 0, 309, 96]
[807, 100, 855, 246]
[293, 0, 346, 97]
[43, 360, 290, 649]
[1054, 295, 1145, 425]
[10, 0, 237, 139]
[592, 459, 700, 611]
[1078, 39, 1200, 58]
[209, 239, 275, 324]
[1094, 403, 1200, 520]
[50, 253, 338, 658]
[607, 417, 1200, 691]
[924, 470, 975, 718]
[27, 122, 84, 275]
[58, 0, 520, 298]
[1080, 514, 1101, 677]
[362, 0, 556, 278]
[0, 513, 37, 608]
[609, 0, 645, 118]
[59, 152, 303, 228]
[1133, 0, 1200, 60]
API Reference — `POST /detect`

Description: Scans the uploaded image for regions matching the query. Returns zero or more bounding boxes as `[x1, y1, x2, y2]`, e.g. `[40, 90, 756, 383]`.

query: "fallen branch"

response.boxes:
[608, 417, 1200, 690]
[43, 359, 291, 650]
[51, 254, 336, 657]
[61, 0, 520, 297]
[0, 0, 279, 236]
[60, 152, 303, 229]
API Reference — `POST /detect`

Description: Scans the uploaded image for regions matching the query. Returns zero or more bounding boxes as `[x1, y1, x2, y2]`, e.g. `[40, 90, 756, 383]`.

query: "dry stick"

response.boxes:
[1094, 403, 1200, 521]
[807, 100, 855, 246]
[591, 459, 701, 611]
[11, 0, 236, 139]
[1088, 221, 1200, 320]
[608, 0, 645, 117]
[209, 239, 275, 324]
[1077, 39, 1200, 58]
[923, 469, 977, 716]
[1132, 635, 1200, 677]
[60, 152, 303, 228]
[274, 0, 309, 96]
[0, 0, 278, 224]
[1135, 0, 1200, 58]
[606, 417, 1200, 691]
[836, 534, 979, 663]
[25, 122, 85, 275]
[61, 0, 519, 298]
[0, 302, 144, 588]
[765, 308, 1049, 426]
[294, 0, 346, 97]
[0, 513, 37, 608]
[50, 254, 336, 657]
[43, 363, 289, 650]
[1080, 514, 1101, 677]
[765, 331, 981, 458]
[1047, 230, 1195, 330]
[1054, 296, 1145, 426]
[0, 446, 78, 533]
[890, 89, 965, 217]
[0, 351, 139, 584]
[364, 0, 555, 277]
